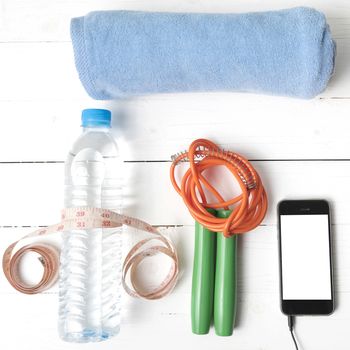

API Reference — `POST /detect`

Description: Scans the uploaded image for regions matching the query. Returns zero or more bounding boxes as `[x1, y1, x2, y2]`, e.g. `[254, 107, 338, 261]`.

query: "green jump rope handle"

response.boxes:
[214, 209, 237, 336]
[192, 210, 216, 334]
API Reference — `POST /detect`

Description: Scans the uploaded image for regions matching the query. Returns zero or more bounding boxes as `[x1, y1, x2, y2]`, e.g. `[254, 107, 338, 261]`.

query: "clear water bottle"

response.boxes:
[58, 109, 123, 342]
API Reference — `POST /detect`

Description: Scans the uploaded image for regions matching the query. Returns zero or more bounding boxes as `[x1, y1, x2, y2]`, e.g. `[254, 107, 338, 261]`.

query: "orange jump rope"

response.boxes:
[170, 138, 268, 336]
[170, 138, 268, 236]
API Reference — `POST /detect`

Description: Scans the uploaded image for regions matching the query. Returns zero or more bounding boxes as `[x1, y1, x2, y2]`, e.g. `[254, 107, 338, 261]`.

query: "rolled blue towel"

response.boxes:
[70, 7, 335, 99]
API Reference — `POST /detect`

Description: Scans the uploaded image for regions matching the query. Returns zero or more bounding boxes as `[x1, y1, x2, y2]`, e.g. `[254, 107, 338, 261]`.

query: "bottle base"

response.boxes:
[60, 327, 120, 343]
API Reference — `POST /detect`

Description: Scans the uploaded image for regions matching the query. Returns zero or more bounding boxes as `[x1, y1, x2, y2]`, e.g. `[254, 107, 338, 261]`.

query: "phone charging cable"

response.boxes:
[288, 315, 299, 350]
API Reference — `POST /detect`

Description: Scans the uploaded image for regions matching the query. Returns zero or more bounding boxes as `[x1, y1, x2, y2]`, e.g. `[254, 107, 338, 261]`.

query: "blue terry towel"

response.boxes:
[70, 7, 335, 100]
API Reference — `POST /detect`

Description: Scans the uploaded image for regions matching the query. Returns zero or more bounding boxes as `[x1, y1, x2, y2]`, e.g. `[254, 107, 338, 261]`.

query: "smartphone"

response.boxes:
[278, 200, 334, 315]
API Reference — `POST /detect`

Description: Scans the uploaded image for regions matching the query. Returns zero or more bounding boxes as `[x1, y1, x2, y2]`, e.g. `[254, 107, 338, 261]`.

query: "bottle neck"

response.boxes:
[82, 126, 110, 132]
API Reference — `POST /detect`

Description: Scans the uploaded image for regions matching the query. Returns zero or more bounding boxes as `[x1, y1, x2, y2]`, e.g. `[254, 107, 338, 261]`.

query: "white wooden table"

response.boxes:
[1, 1, 350, 349]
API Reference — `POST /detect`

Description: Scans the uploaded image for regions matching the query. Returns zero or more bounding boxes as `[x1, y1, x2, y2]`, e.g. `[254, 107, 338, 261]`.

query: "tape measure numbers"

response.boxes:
[2, 207, 179, 299]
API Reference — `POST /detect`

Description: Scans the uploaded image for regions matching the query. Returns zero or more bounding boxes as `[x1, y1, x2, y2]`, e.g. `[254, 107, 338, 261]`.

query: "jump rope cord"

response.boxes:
[170, 139, 268, 236]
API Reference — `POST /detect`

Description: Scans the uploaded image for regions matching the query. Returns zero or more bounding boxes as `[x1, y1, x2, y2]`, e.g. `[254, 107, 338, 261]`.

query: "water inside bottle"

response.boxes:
[58, 147, 122, 342]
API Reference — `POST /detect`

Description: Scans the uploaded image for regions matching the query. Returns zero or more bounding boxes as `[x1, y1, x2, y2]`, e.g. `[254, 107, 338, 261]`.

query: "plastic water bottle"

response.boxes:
[58, 109, 123, 342]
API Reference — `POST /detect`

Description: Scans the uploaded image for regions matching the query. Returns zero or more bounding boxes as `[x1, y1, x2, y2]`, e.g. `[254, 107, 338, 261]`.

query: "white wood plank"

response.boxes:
[0, 43, 88, 101]
[0, 225, 349, 350]
[2, 291, 349, 350]
[1, 0, 349, 42]
[1, 161, 350, 227]
[1, 224, 348, 295]
[1, 97, 350, 162]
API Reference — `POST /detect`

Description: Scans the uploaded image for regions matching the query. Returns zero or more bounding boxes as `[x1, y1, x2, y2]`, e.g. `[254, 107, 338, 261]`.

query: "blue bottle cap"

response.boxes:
[81, 109, 111, 127]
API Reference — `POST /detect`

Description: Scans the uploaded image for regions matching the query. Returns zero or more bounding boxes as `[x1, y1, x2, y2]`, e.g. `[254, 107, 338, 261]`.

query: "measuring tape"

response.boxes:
[2, 207, 179, 300]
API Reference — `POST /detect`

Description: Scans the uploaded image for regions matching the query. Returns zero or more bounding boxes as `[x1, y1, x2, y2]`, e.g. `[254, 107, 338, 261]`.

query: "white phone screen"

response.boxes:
[280, 214, 332, 300]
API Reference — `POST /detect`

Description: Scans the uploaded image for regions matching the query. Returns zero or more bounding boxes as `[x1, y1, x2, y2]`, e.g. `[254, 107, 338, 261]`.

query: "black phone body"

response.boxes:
[278, 200, 334, 315]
